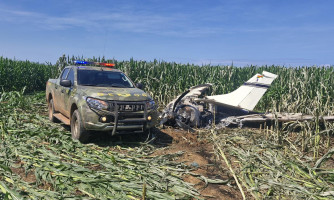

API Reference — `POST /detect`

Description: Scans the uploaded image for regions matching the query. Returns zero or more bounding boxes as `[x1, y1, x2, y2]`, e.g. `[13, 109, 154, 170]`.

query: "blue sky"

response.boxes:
[0, 0, 333, 66]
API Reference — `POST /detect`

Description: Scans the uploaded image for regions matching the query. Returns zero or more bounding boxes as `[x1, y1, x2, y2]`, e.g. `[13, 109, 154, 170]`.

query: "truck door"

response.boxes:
[62, 68, 75, 118]
[54, 68, 69, 112]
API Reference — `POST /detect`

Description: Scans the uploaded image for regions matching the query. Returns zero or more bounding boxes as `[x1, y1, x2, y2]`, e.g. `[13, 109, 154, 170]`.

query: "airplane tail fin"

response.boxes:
[204, 71, 278, 111]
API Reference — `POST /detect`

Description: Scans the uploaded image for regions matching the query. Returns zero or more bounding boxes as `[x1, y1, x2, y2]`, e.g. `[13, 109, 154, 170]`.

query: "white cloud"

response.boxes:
[0, 6, 214, 37]
[1, 3, 332, 39]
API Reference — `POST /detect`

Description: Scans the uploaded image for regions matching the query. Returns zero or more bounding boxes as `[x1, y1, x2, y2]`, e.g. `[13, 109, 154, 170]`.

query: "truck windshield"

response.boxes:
[77, 70, 134, 88]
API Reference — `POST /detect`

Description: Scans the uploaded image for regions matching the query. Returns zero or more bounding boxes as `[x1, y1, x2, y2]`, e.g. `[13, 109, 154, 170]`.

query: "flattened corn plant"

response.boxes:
[0, 90, 200, 199]
[210, 128, 334, 199]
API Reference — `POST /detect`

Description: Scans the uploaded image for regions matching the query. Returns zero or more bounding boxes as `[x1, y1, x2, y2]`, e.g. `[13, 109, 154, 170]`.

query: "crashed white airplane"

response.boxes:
[160, 71, 278, 130]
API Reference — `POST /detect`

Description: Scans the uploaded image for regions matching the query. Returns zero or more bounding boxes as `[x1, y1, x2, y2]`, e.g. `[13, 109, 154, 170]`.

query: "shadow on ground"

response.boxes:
[86, 128, 173, 148]
[60, 122, 173, 148]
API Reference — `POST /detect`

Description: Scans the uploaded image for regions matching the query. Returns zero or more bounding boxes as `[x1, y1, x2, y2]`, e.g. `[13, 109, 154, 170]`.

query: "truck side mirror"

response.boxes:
[60, 79, 72, 87]
[136, 83, 144, 89]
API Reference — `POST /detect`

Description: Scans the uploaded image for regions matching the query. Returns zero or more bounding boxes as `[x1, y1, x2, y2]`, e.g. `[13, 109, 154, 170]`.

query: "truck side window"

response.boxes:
[67, 69, 74, 86]
[60, 68, 70, 80]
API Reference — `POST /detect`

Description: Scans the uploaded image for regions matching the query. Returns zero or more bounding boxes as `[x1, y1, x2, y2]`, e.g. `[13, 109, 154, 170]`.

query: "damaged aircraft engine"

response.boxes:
[160, 71, 278, 130]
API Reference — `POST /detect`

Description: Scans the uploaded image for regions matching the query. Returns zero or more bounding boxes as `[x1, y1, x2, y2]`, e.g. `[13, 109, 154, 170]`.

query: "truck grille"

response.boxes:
[115, 102, 146, 126]
[106, 101, 146, 116]
[108, 101, 146, 112]
[117, 104, 145, 112]
[91, 101, 148, 132]
[91, 101, 147, 129]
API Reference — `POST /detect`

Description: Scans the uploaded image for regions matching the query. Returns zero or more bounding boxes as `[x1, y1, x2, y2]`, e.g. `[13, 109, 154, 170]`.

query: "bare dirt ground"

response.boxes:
[152, 127, 246, 200]
[92, 127, 248, 199]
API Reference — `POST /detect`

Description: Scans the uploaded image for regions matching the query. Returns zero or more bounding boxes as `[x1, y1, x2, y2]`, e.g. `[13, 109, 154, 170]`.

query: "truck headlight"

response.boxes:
[146, 100, 156, 110]
[86, 97, 109, 110]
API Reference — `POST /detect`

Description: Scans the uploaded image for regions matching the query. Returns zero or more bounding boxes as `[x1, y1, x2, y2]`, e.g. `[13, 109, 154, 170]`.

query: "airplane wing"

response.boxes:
[203, 71, 278, 111]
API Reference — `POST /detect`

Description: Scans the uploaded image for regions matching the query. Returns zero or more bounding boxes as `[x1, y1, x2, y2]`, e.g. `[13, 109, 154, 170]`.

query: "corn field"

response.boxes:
[0, 57, 58, 92]
[1, 55, 334, 113]
[1, 55, 334, 199]
[0, 90, 203, 199]
[210, 127, 334, 199]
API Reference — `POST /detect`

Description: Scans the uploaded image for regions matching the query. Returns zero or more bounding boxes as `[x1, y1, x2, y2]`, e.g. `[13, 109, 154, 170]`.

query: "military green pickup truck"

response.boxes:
[46, 61, 158, 142]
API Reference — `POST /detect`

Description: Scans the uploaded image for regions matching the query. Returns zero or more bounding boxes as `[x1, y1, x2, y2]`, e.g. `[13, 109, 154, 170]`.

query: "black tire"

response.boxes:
[48, 99, 59, 123]
[71, 110, 90, 143]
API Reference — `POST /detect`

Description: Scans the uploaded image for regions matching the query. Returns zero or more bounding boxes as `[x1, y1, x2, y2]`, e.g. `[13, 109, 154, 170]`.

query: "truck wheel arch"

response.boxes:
[70, 104, 78, 119]
[48, 98, 60, 123]
[48, 93, 52, 103]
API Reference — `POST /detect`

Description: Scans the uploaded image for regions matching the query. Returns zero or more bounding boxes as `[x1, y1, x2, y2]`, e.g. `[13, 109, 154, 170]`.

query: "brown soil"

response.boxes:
[10, 161, 36, 183]
[152, 127, 248, 199]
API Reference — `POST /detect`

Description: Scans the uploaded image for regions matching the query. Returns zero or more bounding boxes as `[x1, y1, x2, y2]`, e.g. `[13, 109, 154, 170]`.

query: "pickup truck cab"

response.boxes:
[46, 61, 158, 142]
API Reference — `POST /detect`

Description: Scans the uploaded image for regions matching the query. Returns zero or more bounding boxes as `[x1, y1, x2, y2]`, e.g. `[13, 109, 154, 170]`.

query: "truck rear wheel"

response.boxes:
[71, 110, 90, 143]
[48, 99, 59, 123]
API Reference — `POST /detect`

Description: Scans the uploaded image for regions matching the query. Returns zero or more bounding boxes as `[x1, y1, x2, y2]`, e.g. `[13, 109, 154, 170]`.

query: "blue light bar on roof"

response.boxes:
[74, 60, 90, 65]
[74, 60, 115, 67]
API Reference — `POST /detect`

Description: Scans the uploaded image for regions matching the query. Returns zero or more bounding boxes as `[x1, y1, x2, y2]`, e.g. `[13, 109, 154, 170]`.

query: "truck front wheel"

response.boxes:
[71, 110, 90, 143]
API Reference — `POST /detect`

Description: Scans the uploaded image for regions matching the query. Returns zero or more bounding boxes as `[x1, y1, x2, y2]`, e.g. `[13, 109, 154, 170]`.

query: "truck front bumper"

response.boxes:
[81, 101, 158, 135]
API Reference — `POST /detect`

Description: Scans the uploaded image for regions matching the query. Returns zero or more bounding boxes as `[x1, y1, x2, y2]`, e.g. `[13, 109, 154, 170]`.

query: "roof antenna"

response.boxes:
[103, 29, 109, 58]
